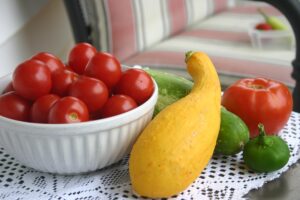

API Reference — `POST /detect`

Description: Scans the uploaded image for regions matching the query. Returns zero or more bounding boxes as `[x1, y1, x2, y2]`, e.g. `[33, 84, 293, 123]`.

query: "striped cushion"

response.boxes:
[123, 2, 295, 87]
[82, 0, 234, 61]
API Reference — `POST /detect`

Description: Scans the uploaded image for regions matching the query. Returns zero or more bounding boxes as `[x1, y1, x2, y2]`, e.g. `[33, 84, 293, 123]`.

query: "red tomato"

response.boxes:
[68, 43, 97, 74]
[85, 52, 122, 89]
[101, 95, 137, 118]
[31, 52, 65, 74]
[114, 69, 154, 105]
[2, 82, 14, 94]
[51, 69, 78, 96]
[69, 76, 109, 113]
[221, 78, 293, 138]
[255, 23, 273, 31]
[0, 91, 31, 121]
[13, 59, 52, 100]
[30, 94, 60, 123]
[65, 65, 74, 72]
[48, 96, 89, 123]
[89, 112, 101, 121]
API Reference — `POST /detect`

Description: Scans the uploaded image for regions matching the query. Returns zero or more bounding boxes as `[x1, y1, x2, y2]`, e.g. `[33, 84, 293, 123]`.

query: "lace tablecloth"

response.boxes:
[0, 112, 300, 200]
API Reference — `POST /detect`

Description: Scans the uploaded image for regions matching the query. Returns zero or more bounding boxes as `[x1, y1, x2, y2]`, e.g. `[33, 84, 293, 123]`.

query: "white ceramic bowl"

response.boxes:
[248, 22, 294, 50]
[0, 72, 158, 174]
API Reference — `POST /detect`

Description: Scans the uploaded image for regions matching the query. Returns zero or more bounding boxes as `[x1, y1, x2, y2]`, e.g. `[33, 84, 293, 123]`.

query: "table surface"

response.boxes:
[0, 131, 298, 200]
[246, 159, 300, 200]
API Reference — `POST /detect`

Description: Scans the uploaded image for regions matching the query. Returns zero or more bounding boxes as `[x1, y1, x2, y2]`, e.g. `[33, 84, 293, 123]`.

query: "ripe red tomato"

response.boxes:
[255, 23, 273, 31]
[51, 69, 78, 96]
[30, 94, 60, 123]
[222, 78, 293, 138]
[2, 82, 14, 94]
[114, 69, 154, 105]
[68, 43, 97, 74]
[48, 96, 89, 123]
[85, 52, 122, 89]
[0, 91, 31, 121]
[31, 52, 65, 74]
[65, 65, 74, 72]
[101, 95, 137, 118]
[13, 59, 52, 100]
[69, 76, 109, 113]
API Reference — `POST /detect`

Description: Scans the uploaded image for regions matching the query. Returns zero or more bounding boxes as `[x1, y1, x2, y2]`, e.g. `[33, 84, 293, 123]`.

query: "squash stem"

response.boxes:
[185, 51, 195, 63]
[258, 123, 267, 145]
[258, 8, 268, 21]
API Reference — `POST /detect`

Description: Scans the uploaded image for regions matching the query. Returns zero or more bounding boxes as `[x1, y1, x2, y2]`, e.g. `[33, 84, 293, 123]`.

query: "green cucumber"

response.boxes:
[144, 68, 193, 116]
[215, 107, 250, 155]
[144, 68, 249, 155]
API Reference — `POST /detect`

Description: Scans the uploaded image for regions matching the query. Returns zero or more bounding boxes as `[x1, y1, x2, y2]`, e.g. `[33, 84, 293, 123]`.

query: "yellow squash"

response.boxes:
[129, 51, 221, 198]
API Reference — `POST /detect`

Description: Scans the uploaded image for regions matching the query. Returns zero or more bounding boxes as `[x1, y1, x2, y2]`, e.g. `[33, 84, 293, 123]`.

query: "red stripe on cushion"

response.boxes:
[179, 30, 250, 43]
[124, 51, 294, 85]
[107, 0, 136, 61]
[167, 0, 187, 35]
[211, 55, 293, 86]
[214, 0, 228, 13]
[125, 51, 185, 67]
[228, 5, 282, 16]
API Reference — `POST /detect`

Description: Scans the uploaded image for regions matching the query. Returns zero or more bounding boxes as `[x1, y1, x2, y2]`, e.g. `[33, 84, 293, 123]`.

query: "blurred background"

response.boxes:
[0, 0, 74, 77]
[0, 0, 295, 90]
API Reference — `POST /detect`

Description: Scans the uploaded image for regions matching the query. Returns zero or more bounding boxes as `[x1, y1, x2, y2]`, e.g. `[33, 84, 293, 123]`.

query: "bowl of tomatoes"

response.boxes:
[0, 43, 158, 174]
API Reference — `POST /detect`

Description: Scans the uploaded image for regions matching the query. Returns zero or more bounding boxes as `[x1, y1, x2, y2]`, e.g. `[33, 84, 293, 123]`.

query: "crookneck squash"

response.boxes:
[129, 51, 221, 198]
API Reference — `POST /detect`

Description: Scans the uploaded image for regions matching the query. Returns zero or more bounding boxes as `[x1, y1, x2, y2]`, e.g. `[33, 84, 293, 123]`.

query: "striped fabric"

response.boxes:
[122, 2, 295, 87]
[82, 0, 233, 61]
[80, 0, 295, 87]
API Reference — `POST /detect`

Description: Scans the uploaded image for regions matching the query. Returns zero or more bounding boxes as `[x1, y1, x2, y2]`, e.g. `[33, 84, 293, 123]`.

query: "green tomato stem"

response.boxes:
[258, 123, 267, 146]
[69, 112, 78, 121]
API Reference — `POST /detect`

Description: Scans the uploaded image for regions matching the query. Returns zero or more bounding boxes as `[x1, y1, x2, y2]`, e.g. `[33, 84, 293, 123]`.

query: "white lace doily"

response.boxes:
[0, 112, 300, 200]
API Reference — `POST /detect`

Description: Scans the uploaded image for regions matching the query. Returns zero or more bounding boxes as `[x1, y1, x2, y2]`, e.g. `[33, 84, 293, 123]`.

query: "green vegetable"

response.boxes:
[259, 9, 288, 30]
[144, 68, 193, 116]
[243, 124, 290, 173]
[214, 107, 250, 155]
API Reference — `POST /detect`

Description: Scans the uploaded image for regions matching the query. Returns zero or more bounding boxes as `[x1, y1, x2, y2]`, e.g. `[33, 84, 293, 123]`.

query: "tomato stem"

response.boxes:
[69, 112, 78, 121]
[247, 84, 265, 90]
[258, 123, 267, 145]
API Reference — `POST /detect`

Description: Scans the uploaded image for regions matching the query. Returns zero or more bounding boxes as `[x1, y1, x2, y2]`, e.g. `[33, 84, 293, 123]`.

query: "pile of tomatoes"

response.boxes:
[0, 43, 154, 124]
